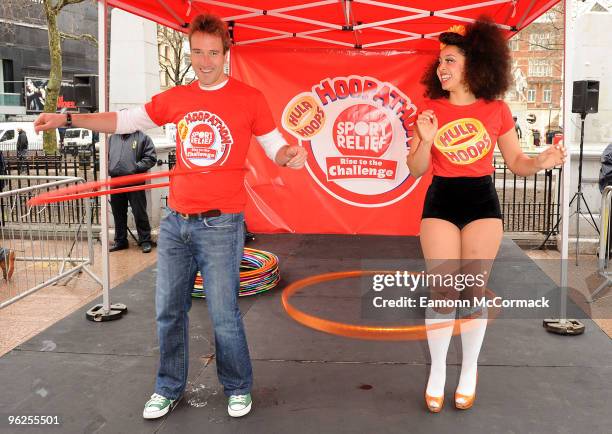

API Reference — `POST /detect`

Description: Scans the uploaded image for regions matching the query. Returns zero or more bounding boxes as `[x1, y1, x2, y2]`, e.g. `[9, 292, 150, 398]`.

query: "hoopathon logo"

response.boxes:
[177, 111, 233, 167]
[434, 118, 491, 165]
[282, 75, 419, 207]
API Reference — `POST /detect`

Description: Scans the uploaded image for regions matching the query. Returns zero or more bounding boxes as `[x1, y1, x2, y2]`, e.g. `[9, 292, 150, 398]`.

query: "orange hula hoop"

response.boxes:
[281, 270, 499, 341]
[27, 165, 246, 206]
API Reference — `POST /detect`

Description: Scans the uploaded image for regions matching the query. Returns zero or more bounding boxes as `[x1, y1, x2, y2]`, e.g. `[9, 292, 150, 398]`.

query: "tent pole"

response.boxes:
[85, 0, 127, 322]
[543, 0, 584, 336]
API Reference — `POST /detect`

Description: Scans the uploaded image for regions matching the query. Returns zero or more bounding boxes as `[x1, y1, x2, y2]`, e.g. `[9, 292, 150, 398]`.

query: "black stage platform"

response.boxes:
[1, 235, 610, 433]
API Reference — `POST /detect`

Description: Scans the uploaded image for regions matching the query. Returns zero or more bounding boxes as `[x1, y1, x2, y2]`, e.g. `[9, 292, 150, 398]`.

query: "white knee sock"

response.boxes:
[456, 307, 487, 400]
[425, 307, 456, 399]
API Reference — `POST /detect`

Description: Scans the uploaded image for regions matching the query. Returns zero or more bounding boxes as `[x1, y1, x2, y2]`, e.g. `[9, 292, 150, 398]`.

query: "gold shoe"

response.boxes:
[425, 391, 444, 413]
[455, 373, 478, 410]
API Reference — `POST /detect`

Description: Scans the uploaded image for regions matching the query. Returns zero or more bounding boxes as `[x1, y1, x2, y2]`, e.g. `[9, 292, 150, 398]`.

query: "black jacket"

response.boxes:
[108, 131, 157, 178]
[16, 130, 28, 151]
[0, 151, 6, 191]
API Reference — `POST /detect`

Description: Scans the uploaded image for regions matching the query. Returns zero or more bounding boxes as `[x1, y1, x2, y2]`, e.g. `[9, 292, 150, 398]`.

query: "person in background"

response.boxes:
[108, 130, 157, 253]
[0, 149, 7, 191]
[513, 116, 522, 140]
[599, 143, 612, 256]
[532, 129, 541, 147]
[16, 128, 28, 174]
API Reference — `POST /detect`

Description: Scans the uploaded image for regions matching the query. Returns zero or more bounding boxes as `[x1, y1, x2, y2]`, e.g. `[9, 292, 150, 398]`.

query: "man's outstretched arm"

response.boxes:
[34, 107, 158, 135]
[34, 112, 118, 134]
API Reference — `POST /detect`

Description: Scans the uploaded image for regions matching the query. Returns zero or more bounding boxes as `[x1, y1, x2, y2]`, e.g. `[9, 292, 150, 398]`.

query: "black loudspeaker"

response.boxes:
[74, 74, 98, 110]
[572, 80, 599, 114]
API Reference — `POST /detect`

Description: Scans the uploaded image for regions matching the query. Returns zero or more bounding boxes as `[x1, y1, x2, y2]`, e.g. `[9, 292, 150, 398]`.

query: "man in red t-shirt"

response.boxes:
[34, 13, 307, 420]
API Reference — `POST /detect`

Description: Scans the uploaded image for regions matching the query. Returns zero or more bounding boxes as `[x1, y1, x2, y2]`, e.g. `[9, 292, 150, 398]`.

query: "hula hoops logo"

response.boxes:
[177, 110, 233, 168]
[434, 118, 491, 165]
[281, 75, 419, 208]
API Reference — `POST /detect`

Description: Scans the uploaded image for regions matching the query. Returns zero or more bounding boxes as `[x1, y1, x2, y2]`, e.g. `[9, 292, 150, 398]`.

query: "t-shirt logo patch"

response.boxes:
[177, 110, 233, 167]
[434, 118, 491, 165]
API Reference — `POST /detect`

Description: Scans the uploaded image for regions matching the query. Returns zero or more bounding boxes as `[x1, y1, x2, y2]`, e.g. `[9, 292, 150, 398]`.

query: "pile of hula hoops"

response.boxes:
[192, 248, 280, 298]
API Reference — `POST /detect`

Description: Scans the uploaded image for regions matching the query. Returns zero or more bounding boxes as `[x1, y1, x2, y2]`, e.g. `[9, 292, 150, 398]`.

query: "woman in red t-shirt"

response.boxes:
[406, 18, 566, 413]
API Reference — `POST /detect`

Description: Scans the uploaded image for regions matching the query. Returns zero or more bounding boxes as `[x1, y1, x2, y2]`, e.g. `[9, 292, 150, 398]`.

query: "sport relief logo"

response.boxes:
[434, 118, 491, 165]
[177, 110, 233, 167]
[281, 75, 419, 207]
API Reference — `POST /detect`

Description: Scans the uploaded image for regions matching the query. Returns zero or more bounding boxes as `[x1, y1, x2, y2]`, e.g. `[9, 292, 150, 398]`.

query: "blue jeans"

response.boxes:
[154, 210, 252, 399]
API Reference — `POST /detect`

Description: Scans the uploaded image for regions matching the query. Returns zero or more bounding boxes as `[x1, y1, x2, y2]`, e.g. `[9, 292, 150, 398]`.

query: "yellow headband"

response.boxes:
[439, 24, 466, 50]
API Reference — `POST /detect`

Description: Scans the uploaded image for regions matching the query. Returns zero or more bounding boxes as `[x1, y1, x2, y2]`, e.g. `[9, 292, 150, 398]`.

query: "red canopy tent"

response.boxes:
[92, 0, 573, 326]
[106, 0, 558, 50]
[96, 0, 562, 234]
[98, 0, 562, 235]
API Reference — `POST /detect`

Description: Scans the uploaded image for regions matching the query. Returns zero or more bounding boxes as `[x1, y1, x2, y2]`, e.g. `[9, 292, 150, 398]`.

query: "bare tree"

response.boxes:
[41, 0, 98, 153]
[157, 25, 193, 87]
[511, 3, 564, 52]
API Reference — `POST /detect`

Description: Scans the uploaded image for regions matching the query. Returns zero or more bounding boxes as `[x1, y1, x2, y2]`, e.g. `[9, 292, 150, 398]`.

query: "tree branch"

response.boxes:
[159, 63, 172, 75]
[178, 67, 192, 83]
[528, 42, 562, 51]
[159, 53, 172, 64]
[59, 31, 98, 46]
[56, 0, 86, 10]
[157, 23, 192, 86]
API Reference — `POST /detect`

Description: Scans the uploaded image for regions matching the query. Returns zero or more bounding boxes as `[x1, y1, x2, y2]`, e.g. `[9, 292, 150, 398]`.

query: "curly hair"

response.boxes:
[188, 14, 231, 53]
[421, 17, 512, 101]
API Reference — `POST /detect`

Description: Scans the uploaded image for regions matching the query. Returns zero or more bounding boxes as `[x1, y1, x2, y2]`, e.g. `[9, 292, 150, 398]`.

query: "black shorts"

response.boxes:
[421, 175, 502, 230]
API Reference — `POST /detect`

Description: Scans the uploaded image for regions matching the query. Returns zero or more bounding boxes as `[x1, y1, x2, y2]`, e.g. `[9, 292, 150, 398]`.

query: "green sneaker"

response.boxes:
[143, 393, 175, 419]
[228, 393, 252, 417]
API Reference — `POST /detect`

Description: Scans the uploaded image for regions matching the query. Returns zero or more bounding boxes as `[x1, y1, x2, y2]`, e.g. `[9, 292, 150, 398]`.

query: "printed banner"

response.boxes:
[231, 47, 433, 235]
[24, 77, 77, 114]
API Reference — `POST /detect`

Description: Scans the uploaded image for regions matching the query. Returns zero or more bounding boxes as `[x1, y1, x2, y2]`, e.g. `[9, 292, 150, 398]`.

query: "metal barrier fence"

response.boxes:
[493, 156, 561, 235]
[594, 185, 612, 301]
[0, 175, 101, 309]
[1, 151, 101, 225]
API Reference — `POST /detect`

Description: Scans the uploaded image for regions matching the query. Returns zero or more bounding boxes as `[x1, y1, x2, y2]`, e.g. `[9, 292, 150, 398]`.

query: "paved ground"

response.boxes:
[0, 234, 610, 434]
[0, 240, 157, 356]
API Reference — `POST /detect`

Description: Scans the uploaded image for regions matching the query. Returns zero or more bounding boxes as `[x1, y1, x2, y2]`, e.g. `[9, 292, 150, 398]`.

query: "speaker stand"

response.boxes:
[539, 114, 599, 265]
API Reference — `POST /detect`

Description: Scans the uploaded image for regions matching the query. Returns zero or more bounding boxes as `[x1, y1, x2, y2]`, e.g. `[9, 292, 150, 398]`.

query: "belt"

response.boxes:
[175, 209, 222, 220]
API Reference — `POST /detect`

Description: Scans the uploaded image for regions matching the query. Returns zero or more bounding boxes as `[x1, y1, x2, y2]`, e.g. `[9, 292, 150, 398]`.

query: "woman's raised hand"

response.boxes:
[415, 110, 438, 144]
[536, 141, 567, 170]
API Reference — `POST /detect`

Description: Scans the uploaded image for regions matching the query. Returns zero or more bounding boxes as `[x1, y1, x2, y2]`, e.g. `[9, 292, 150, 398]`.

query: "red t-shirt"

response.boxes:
[421, 98, 514, 177]
[145, 78, 276, 213]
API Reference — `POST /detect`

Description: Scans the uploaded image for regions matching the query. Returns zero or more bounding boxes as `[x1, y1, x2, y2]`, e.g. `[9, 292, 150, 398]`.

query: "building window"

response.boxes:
[509, 38, 519, 51]
[543, 88, 552, 103]
[2, 59, 15, 93]
[529, 32, 551, 51]
[160, 71, 168, 87]
[527, 89, 536, 103]
[528, 58, 553, 77]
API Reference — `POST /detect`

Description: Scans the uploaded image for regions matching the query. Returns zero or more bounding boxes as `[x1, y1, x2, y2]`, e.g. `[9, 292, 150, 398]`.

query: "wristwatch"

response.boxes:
[64, 113, 72, 127]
